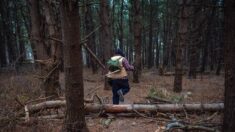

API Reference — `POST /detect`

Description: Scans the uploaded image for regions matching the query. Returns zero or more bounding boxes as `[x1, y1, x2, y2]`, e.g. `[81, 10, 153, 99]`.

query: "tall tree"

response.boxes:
[0, 1, 8, 67]
[119, 0, 124, 51]
[132, 0, 142, 83]
[29, 0, 49, 65]
[85, 0, 98, 74]
[60, 0, 86, 131]
[188, 0, 202, 79]
[42, 0, 61, 97]
[0, 0, 18, 65]
[200, 1, 216, 73]
[223, 0, 235, 131]
[99, 0, 113, 90]
[173, 0, 190, 92]
[99, 0, 112, 64]
[147, 0, 153, 69]
[29, 0, 59, 98]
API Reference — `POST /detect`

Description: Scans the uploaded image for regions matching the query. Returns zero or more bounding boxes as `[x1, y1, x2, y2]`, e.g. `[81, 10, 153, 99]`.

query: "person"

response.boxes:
[106, 49, 134, 104]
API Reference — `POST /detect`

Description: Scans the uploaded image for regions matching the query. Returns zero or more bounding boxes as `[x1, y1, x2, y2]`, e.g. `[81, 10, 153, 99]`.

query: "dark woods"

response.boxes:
[1, 0, 234, 132]
[0, 0, 224, 77]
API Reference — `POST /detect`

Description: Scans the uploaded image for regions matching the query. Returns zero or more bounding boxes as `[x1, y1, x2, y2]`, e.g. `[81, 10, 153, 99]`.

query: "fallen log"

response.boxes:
[25, 101, 224, 114]
[86, 103, 224, 113]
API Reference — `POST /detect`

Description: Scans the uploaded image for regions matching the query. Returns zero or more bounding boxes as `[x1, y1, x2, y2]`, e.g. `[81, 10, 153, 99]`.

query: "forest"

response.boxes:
[0, 0, 234, 131]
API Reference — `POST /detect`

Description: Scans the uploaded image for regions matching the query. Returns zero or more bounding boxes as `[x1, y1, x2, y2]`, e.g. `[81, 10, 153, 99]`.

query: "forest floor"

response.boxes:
[0, 68, 224, 132]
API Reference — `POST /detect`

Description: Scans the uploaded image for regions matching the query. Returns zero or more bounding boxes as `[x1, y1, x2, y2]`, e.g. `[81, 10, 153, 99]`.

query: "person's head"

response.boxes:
[115, 48, 125, 57]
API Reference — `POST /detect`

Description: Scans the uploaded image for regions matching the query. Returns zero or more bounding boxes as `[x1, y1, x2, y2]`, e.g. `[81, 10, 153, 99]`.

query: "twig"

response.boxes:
[168, 125, 220, 132]
[95, 94, 103, 104]
[82, 42, 106, 69]
[86, 85, 102, 96]
[81, 25, 101, 41]
[25, 95, 55, 104]
[48, 37, 63, 43]
[133, 109, 155, 120]
[15, 97, 25, 108]
[182, 104, 189, 120]
[194, 112, 218, 124]
[24, 105, 30, 122]
[47, 25, 101, 45]
[43, 61, 60, 83]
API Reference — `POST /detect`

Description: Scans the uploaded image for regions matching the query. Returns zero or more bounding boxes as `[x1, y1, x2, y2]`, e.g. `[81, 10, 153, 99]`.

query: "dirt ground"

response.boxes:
[0, 68, 224, 132]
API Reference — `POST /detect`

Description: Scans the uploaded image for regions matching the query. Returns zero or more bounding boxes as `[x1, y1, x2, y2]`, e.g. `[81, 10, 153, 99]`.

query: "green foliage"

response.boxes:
[100, 117, 115, 128]
[147, 86, 185, 103]
[170, 95, 184, 103]
[17, 95, 30, 103]
[147, 87, 168, 99]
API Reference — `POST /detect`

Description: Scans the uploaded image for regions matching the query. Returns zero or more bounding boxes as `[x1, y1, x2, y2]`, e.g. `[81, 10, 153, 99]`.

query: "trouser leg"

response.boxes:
[112, 80, 120, 104]
[120, 79, 130, 95]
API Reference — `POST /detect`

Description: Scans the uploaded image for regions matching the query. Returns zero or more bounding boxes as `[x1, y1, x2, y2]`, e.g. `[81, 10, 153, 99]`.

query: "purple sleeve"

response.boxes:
[122, 58, 134, 71]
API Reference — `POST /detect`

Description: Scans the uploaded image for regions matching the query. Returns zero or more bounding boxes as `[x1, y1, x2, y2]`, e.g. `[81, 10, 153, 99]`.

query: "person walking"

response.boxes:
[106, 49, 134, 104]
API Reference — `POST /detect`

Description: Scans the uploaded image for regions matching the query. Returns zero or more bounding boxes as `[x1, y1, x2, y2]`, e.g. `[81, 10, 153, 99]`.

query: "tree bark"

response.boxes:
[42, 0, 61, 98]
[99, 0, 113, 90]
[188, 1, 202, 79]
[201, 3, 216, 73]
[174, 0, 190, 92]
[99, 0, 113, 63]
[85, 0, 98, 74]
[147, 0, 153, 69]
[60, 0, 86, 131]
[132, 0, 142, 83]
[29, 0, 48, 61]
[119, 0, 124, 51]
[29, 0, 60, 98]
[0, 6, 7, 67]
[223, 0, 235, 131]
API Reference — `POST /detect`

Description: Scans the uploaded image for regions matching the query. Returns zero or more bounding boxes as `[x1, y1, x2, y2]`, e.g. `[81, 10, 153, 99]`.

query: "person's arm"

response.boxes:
[122, 58, 134, 71]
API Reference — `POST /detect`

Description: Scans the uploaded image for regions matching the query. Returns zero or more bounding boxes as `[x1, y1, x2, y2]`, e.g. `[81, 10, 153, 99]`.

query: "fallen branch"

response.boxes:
[86, 86, 102, 96]
[166, 121, 219, 132]
[15, 97, 25, 108]
[25, 96, 55, 105]
[43, 61, 60, 83]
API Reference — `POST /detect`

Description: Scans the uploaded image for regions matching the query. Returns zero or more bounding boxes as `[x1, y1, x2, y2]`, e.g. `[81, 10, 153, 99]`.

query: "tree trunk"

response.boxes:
[223, 0, 235, 131]
[85, 0, 98, 74]
[29, 0, 48, 60]
[163, 0, 170, 69]
[0, 7, 7, 67]
[60, 0, 86, 131]
[29, 0, 59, 98]
[174, 0, 189, 92]
[99, 0, 113, 64]
[99, 0, 113, 90]
[188, 1, 202, 79]
[119, 0, 124, 51]
[148, 0, 153, 69]
[132, 0, 142, 83]
[201, 4, 216, 73]
[15, 2, 26, 64]
[0, 0, 18, 65]
[42, 0, 61, 98]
